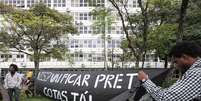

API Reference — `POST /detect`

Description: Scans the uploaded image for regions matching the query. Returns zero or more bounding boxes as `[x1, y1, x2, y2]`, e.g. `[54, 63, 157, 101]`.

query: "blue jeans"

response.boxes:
[7, 87, 20, 101]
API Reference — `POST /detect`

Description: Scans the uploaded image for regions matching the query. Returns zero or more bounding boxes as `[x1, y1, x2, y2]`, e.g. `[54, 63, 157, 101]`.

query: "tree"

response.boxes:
[0, 2, 13, 51]
[148, 24, 177, 68]
[108, 0, 177, 68]
[120, 38, 138, 68]
[90, 7, 115, 69]
[108, 0, 152, 68]
[183, 0, 201, 44]
[0, 2, 14, 101]
[109, 0, 181, 68]
[0, 2, 13, 14]
[177, 0, 189, 41]
[146, 0, 179, 68]
[0, 3, 76, 94]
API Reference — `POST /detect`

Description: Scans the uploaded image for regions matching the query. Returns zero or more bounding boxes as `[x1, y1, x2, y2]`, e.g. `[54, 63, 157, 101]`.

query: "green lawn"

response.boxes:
[21, 96, 52, 101]
[1, 96, 51, 101]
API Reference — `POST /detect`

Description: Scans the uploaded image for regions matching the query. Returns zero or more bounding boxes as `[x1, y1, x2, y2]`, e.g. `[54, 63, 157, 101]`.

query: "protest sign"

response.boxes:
[36, 68, 169, 101]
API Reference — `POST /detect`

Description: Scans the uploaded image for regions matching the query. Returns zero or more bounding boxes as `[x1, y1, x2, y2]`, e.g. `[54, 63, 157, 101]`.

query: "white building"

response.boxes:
[0, 0, 164, 68]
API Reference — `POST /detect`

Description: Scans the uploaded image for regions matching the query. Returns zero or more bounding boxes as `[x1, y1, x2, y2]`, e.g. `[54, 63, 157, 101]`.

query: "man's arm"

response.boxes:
[140, 70, 201, 101]
[4, 74, 8, 89]
[16, 73, 22, 89]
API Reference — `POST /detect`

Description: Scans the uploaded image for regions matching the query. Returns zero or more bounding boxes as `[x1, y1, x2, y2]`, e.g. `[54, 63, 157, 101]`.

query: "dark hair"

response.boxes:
[9, 64, 18, 71]
[169, 41, 201, 58]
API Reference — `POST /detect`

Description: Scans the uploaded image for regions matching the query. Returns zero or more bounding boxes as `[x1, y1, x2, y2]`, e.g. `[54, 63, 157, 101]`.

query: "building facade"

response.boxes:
[0, 0, 164, 68]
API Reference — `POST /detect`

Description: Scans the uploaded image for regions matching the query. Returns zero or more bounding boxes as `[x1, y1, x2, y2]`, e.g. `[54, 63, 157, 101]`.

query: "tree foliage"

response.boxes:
[0, 3, 77, 70]
[0, 2, 13, 14]
[90, 7, 115, 69]
[148, 24, 177, 59]
[183, 0, 201, 45]
[91, 7, 114, 38]
[177, 0, 189, 41]
[108, 0, 153, 68]
[146, 0, 179, 67]
[107, 0, 187, 68]
[108, 0, 180, 68]
[0, 3, 14, 101]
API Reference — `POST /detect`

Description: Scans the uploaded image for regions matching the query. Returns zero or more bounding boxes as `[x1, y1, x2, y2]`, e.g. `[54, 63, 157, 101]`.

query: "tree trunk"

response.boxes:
[164, 54, 168, 68]
[135, 61, 140, 68]
[121, 50, 125, 68]
[33, 51, 40, 96]
[177, 0, 189, 41]
[138, 0, 149, 69]
[33, 59, 39, 96]
[135, 56, 140, 68]
[111, 48, 114, 69]
[104, 33, 108, 70]
[0, 83, 10, 101]
[103, 21, 108, 70]
[141, 52, 146, 68]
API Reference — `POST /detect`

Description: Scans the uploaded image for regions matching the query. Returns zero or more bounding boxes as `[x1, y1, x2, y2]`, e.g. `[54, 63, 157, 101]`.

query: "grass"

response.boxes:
[1, 96, 51, 101]
[21, 96, 51, 101]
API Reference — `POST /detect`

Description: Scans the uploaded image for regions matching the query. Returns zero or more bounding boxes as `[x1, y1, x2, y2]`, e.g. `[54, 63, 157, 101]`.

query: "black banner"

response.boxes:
[35, 68, 169, 101]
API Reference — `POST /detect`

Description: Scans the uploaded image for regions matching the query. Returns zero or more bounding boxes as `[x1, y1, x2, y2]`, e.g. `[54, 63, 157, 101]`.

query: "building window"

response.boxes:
[88, 40, 92, 48]
[17, 54, 24, 58]
[79, 40, 83, 48]
[77, 25, 93, 34]
[53, 0, 66, 7]
[133, 0, 139, 8]
[1, 55, 4, 58]
[9, 55, 12, 58]
[88, 54, 92, 61]
[116, 40, 121, 48]
[68, 39, 121, 49]
[44, 0, 52, 7]
[27, 0, 35, 7]
[74, 39, 79, 48]
[92, 40, 96, 48]
[72, 12, 94, 21]
[71, 0, 104, 7]
[70, 52, 120, 62]
[0, 54, 12, 58]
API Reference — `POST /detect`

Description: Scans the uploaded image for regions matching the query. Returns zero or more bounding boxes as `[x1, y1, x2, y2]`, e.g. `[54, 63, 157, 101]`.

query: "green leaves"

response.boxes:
[183, 0, 201, 44]
[0, 2, 13, 14]
[148, 24, 177, 59]
[0, 3, 76, 68]
[91, 7, 115, 35]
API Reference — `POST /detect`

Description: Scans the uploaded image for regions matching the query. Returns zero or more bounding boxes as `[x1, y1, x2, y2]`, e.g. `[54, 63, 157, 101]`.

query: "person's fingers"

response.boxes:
[138, 70, 148, 80]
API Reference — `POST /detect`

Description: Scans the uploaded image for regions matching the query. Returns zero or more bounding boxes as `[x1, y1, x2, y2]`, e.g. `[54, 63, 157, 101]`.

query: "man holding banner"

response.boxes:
[138, 41, 201, 100]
